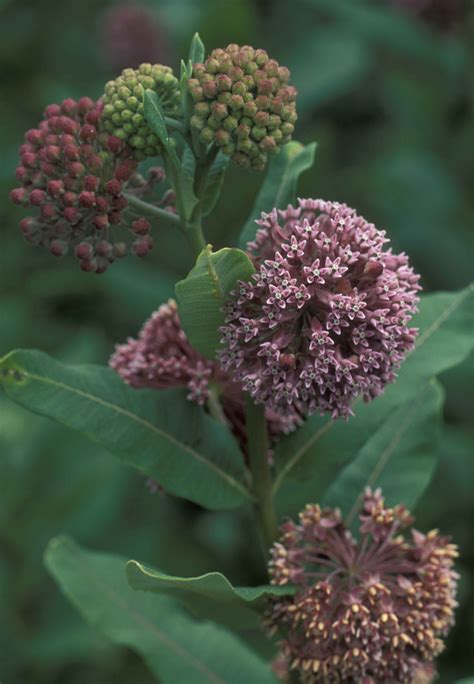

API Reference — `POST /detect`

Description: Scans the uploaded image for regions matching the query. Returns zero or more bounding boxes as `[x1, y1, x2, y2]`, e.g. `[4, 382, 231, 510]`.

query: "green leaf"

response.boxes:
[274, 285, 474, 515]
[127, 562, 292, 630]
[238, 141, 317, 248]
[143, 90, 198, 221]
[189, 32, 205, 65]
[45, 537, 278, 684]
[176, 246, 256, 360]
[323, 379, 444, 518]
[201, 151, 229, 217]
[0, 350, 252, 510]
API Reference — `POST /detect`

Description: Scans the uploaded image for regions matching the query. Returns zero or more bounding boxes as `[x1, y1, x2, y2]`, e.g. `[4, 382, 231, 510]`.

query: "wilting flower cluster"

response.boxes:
[9, 97, 163, 273]
[110, 300, 301, 450]
[102, 63, 180, 159]
[266, 489, 458, 683]
[188, 44, 297, 171]
[220, 199, 421, 418]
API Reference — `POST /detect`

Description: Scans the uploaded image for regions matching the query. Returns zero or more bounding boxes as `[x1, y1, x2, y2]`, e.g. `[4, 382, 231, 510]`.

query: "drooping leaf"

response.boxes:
[175, 246, 256, 360]
[127, 562, 292, 630]
[45, 537, 278, 684]
[0, 350, 252, 510]
[143, 90, 197, 221]
[189, 32, 205, 65]
[274, 286, 474, 515]
[323, 379, 444, 518]
[238, 141, 317, 248]
[201, 151, 229, 216]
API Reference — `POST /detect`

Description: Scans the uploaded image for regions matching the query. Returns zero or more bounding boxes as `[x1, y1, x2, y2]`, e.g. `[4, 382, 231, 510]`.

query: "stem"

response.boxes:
[164, 116, 186, 134]
[182, 145, 219, 257]
[124, 193, 180, 226]
[245, 395, 278, 552]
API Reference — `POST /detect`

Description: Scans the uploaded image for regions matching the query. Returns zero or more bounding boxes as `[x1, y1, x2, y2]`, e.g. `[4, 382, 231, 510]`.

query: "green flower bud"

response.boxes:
[101, 63, 180, 160]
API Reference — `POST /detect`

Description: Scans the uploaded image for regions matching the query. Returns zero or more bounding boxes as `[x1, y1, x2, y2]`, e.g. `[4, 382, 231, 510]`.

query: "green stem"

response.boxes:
[245, 395, 278, 552]
[182, 145, 219, 257]
[124, 194, 180, 226]
[164, 116, 186, 134]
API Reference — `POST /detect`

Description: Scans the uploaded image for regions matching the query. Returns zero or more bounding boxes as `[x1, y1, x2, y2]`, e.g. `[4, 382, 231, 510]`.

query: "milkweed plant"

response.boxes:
[3, 33, 474, 684]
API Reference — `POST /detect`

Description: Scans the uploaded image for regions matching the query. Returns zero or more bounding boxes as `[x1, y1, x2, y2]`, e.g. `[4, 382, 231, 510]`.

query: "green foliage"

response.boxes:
[239, 140, 317, 248]
[0, 350, 252, 510]
[45, 537, 278, 684]
[201, 151, 230, 216]
[127, 562, 292, 629]
[175, 246, 255, 359]
[274, 286, 474, 515]
[143, 90, 198, 221]
[188, 32, 205, 64]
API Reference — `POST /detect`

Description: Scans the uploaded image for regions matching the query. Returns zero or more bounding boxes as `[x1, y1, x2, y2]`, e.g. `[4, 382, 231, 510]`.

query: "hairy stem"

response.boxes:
[245, 395, 278, 553]
[124, 193, 180, 225]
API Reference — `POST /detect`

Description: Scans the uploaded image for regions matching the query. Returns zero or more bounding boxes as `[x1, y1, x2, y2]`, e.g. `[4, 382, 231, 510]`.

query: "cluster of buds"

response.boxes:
[220, 199, 421, 418]
[9, 98, 167, 273]
[266, 488, 458, 683]
[188, 44, 297, 171]
[101, 63, 180, 160]
[110, 300, 301, 451]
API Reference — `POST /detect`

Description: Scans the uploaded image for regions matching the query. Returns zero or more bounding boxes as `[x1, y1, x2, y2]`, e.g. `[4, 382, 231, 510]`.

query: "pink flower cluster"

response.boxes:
[266, 489, 458, 683]
[220, 199, 421, 418]
[10, 98, 157, 273]
[110, 300, 301, 451]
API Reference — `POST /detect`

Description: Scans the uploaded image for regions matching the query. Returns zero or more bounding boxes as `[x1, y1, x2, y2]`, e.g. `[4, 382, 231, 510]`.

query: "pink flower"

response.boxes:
[220, 199, 421, 418]
[266, 489, 458, 683]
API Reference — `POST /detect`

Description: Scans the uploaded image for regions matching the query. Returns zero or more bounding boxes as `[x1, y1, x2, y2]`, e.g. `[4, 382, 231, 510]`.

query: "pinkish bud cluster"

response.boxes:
[102, 63, 180, 160]
[10, 98, 161, 272]
[110, 300, 301, 451]
[266, 488, 458, 683]
[219, 199, 421, 419]
[188, 44, 297, 171]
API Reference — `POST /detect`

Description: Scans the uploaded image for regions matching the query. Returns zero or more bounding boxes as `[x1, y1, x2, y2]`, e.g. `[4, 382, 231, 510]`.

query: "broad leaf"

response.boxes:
[143, 90, 197, 221]
[127, 562, 292, 630]
[0, 350, 252, 510]
[45, 537, 278, 684]
[189, 32, 205, 64]
[201, 151, 229, 216]
[238, 141, 317, 248]
[176, 246, 256, 360]
[274, 286, 474, 514]
[323, 379, 443, 518]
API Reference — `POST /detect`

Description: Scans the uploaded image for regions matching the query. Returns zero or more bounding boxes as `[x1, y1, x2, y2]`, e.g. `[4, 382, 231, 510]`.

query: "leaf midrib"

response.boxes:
[5, 366, 252, 501]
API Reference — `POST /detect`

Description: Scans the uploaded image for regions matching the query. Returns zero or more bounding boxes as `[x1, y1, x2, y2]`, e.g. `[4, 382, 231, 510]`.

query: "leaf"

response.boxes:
[127, 562, 292, 630]
[274, 285, 474, 515]
[201, 151, 229, 216]
[189, 32, 205, 65]
[175, 246, 256, 360]
[0, 350, 252, 510]
[143, 90, 197, 221]
[238, 141, 317, 248]
[45, 537, 278, 684]
[323, 379, 444, 519]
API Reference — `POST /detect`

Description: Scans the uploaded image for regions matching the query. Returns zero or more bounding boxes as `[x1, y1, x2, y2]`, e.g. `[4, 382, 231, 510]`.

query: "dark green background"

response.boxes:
[0, 0, 472, 681]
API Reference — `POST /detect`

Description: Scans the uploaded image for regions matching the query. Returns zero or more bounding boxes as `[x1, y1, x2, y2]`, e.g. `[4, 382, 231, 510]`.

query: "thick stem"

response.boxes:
[124, 193, 180, 226]
[245, 395, 279, 552]
[182, 145, 219, 257]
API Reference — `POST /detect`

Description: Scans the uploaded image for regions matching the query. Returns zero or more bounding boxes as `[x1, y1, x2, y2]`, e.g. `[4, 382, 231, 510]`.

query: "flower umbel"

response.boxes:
[188, 44, 297, 171]
[220, 199, 421, 418]
[101, 63, 180, 160]
[266, 489, 458, 683]
[10, 98, 158, 272]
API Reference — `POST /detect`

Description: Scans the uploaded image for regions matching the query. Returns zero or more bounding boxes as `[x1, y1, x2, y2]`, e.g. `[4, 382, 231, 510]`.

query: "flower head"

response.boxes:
[110, 299, 301, 446]
[101, 63, 180, 160]
[188, 44, 297, 171]
[220, 199, 421, 418]
[10, 97, 159, 272]
[266, 488, 458, 683]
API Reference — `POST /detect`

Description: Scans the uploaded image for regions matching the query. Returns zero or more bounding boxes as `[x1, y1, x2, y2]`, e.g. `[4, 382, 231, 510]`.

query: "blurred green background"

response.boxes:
[0, 0, 472, 681]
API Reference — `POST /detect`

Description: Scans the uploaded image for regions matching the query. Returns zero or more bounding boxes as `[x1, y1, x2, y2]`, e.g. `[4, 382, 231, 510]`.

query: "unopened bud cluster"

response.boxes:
[188, 44, 297, 171]
[102, 63, 180, 160]
[10, 98, 160, 272]
[266, 489, 458, 683]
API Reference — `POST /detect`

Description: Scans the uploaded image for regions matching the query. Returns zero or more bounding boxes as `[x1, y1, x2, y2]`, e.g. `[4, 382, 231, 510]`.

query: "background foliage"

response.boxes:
[0, 0, 472, 682]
